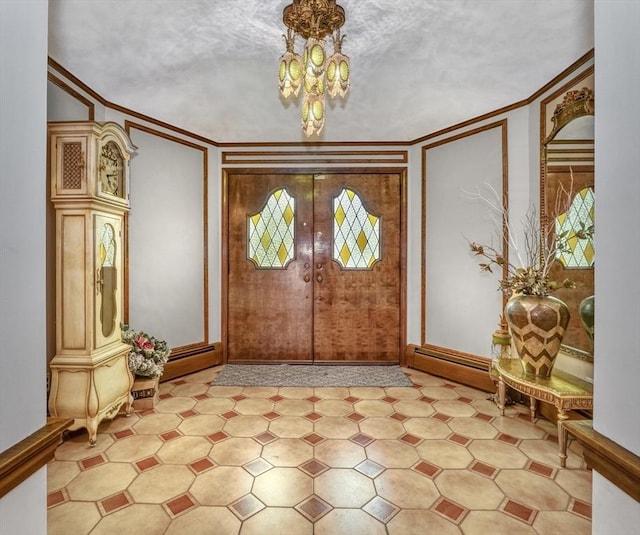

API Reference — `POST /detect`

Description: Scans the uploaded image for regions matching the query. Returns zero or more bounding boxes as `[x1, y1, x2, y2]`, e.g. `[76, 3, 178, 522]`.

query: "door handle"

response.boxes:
[316, 274, 323, 283]
[303, 274, 311, 283]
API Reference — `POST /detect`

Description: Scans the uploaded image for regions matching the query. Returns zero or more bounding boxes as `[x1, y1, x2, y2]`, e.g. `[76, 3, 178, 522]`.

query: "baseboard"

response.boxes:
[405, 343, 495, 392]
[161, 342, 223, 382]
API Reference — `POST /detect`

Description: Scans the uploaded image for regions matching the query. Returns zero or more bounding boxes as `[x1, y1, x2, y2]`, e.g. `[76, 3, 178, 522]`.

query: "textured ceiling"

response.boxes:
[48, 0, 594, 144]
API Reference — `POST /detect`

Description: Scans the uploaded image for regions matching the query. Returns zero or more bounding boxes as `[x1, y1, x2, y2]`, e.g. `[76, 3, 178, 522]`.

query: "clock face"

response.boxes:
[99, 142, 124, 197]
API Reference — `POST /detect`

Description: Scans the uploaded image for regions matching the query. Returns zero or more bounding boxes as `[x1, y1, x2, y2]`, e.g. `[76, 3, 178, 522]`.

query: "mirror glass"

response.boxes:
[542, 89, 594, 360]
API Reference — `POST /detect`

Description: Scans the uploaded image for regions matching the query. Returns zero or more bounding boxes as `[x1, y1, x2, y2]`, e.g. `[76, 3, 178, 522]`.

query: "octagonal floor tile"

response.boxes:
[434, 469, 504, 509]
[366, 440, 420, 468]
[252, 467, 312, 506]
[210, 437, 262, 466]
[374, 469, 440, 509]
[262, 438, 313, 467]
[66, 462, 138, 501]
[189, 466, 254, 506]
[314, 439, 366, 468]
[156, 435, 212, 464]
[315, 468, 376, 508]
[127, 464, 195, 503]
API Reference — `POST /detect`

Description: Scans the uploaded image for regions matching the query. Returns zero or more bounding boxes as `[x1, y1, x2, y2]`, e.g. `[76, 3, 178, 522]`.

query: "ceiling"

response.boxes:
[48, 0, 594, 144]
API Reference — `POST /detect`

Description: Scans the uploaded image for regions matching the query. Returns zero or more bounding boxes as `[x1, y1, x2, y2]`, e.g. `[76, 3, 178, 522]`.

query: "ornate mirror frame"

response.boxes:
[540, 75, 595, 362]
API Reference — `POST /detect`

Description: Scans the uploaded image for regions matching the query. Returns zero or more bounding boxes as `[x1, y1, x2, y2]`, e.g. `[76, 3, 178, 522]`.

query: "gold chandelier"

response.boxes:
[279, 0, 350, 137]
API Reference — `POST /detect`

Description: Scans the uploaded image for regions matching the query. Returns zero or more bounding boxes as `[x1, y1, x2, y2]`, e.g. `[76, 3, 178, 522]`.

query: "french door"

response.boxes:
[226, 170, 404, 363]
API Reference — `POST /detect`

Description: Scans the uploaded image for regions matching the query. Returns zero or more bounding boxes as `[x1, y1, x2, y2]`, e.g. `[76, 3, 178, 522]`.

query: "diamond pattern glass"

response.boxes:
[555, 187, 595, 268]
[248, 188, 295, 268]
[333, 188, 380, 269]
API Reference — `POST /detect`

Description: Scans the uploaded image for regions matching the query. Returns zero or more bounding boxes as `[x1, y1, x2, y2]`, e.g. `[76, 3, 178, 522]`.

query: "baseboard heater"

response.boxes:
[405, 343, 495, 392]
[161, 342, 223, 382]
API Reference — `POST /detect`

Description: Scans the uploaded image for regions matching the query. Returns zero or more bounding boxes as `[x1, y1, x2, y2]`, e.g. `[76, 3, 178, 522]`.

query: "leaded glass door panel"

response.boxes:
[226, 170, 402, 363]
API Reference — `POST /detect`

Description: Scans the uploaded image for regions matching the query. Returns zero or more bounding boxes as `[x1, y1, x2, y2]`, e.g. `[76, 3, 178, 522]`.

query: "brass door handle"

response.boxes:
[316, 274, 323, 283]
[303, 274, 311, 283]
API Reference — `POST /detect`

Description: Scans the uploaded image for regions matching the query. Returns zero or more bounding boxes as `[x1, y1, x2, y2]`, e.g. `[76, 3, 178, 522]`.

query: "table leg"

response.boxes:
[497, 376, 506, 416]
[529, 396, 537, 422]
[557, 410, 569, 468]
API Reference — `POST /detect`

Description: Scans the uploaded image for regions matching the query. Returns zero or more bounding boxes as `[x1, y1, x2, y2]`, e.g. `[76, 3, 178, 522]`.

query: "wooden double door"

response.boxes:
[226, 169, 404, 364]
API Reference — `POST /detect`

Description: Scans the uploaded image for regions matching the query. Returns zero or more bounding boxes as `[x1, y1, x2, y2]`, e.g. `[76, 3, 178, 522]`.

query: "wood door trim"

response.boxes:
[222, 167, 407, 365]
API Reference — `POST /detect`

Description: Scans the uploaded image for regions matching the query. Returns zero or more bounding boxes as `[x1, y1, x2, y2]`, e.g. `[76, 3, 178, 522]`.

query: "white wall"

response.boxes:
[593, 0, 640, 532]
[0, 0, 49, 532]
[127, 129, 206, 347]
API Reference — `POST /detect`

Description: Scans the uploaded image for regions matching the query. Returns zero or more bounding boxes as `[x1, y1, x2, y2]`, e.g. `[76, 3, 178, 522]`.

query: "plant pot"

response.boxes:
[131, 375, 159, 410]
[505, 294, 570, 377]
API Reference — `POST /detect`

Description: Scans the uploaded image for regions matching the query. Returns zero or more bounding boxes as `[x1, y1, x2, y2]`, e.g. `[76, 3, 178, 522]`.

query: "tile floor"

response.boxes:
[47, 366, 592, 534]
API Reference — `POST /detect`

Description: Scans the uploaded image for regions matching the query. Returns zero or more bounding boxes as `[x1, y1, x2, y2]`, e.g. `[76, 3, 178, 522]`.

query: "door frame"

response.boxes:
[221, 166, 408, 365]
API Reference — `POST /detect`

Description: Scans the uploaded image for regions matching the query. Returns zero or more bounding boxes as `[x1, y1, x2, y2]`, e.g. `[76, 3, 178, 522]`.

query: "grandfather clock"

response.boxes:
[48, 122, 136, 445]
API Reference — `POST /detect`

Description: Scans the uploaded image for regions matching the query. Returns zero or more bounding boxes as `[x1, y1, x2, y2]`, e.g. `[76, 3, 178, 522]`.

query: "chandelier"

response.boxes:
[279, 0, 350, 137]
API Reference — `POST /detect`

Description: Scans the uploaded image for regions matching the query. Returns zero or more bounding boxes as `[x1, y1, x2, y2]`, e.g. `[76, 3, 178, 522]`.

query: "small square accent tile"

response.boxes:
[348, 412, 365, 422]
[222, 410, 239, 420]
[138, 408, 156, 417]
[497, 433, 519, 446]
[229, 494, 265, 521]
[400, 433, 421, 445]
[571, 499, 592, 519]
[421, 396, 437, 403]
[474, 412, 493, 422]
[433, 413, 450, 422]
[302, 433, 325, 445]
[471, 460, 497, 478]
[164, 494, 196, 517]
[193, 393, 210, 401]
[262, 411, 280, 420]
[244, 458, 273, 477]
[100, 492, 131, 515]
[382, 396, 397, 404]
[305, 412, 323, 421]
[179, 409, 198, 419]
[363, 496, 399, 523]
[189, 458, 215, 474]
[299, 459, 330, 477]
[355, 459, 385, 478]
[528, 460, 554, 478]
[350, 433, 374, 446]
[232, 394, 247, 401]
[344, 396, 359, 403]
[269, 395, 285, 402]
[503, 499, 536, 524]
[159, 393, 173, 400]
[160, 430, 181, 442]
[207, 431, 229, 443]
[458, 396, 473, 404]
[136, 456, 160, 472]
[296, 495, 332, 521]
[443, 384, 457, 390]
[413, 461, 440, 478]
[391, 413, 408, 422]
[113, 429, 135, 440]
[434, 498, 467, 524]
[448, 433, 471, 446]
[47, 490, 66, 508]
[80, 454, 106, 470]
[254, 431, 277, 445]
[306, 395, 321, 403]
[172, 380, 188, 386]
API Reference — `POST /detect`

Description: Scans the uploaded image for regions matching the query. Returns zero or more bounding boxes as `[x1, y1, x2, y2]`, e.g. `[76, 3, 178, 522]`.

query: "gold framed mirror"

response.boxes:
[541, 82, 595, 361]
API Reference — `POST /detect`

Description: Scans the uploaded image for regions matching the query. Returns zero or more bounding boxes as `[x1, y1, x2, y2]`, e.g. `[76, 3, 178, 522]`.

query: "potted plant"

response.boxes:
[467, 181, 592, 376]
[121, 325, 170, 408]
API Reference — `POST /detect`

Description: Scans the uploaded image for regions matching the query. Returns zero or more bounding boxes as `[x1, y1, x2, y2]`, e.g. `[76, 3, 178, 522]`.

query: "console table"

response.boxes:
[492, 358, 593, 467]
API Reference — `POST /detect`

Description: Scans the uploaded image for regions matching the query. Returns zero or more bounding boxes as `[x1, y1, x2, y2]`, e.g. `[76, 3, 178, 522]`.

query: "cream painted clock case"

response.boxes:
[48, 121, 136, 445]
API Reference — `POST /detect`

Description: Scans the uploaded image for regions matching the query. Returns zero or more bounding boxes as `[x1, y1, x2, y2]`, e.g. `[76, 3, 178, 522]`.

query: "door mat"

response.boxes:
[210, 364, 413, 387]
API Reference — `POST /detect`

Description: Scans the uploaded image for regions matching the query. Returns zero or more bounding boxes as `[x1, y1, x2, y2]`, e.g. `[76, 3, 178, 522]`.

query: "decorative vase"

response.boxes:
[131, 375, 159, 410]
[579, 294, 595, 348]
[505, 294, 570, 377]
